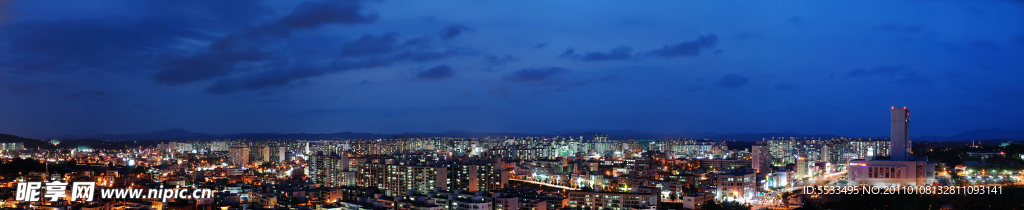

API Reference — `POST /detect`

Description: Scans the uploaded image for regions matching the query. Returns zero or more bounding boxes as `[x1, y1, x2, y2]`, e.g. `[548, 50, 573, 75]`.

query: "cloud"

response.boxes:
[340, 33, 399, 57]
[488, 85, 513, 97]
[483, 54, 518, 66]
[561, 46, 635, 61]
[0, 0, 327, 86]
[482, 54, 518, 71]
[440, 25, 470, 39]
[416, 64, 454, 79]
[773, 82, 800, 90]
[648, 34, 718, 58]
[152, 0, 379, 85]
[277, 1, 378, 29]
[503, 67, 570, 82]
[207, 34, 460, 94]
[0, 19, 203, 74]
[205, 50, 457, 93]
[559, 49, 576, 57]
[562, 34, 718, 61]
[163, 0, 273, 21]
[153, 54, 235, 85]
[491, 68, 620, 97]
[534, 43, 548, 48]
[402, 37, 432, 48]
[847, 65, 931, 85]
[715, 74, 748, 88]
[206, 66, 325, 94]
[877, 24, 923, 33]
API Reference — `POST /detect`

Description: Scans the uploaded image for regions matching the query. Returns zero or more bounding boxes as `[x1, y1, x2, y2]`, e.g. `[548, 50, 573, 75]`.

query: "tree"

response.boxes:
[700, 200, 750, 210]
[131, 166, 147, 174]
[780, 190, 797, 205]
[721, 201, 751, 210]
[700, 200, 722, 210]
[683, 183, 699, 194]
[793, 204, 822, 210]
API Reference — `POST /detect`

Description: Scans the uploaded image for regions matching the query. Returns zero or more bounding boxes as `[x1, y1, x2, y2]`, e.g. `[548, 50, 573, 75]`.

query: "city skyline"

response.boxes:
[1, 106, 1021, 209]
[1, 1, 1023, 139]
[2, 1, 1024, 209]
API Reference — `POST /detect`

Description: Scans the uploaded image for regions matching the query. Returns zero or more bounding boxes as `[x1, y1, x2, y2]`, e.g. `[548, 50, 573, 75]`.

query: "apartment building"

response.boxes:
[567, 190, 658, 210]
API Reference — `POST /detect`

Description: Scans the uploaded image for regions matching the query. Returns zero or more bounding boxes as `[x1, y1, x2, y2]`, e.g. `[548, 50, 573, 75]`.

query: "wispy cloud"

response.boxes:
[415, 64, 454, 80]
[561, 34, 718, 61]
[715, 74, 749, 88]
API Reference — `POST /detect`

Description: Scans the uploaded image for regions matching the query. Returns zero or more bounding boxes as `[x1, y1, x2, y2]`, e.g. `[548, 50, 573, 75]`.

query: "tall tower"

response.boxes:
[890, 107, 910, 161]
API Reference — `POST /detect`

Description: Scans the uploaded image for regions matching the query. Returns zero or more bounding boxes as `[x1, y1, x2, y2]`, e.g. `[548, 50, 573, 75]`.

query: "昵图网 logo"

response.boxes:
[15, 181, 214, 202]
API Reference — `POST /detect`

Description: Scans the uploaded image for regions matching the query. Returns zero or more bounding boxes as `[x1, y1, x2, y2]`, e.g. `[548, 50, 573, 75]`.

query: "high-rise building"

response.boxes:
[310, 153, 355, 188]
[0, 142, 24, 151]
[355, 158, 448, 195]
[750, 144, 772, 173]
[229, 145, 250, 166]
[472, 160, 509, 192]
[796, 153, 808, 178]
[890, 107, 910, 161]
[762, 136, 890, 170]
[250, 145, 271, 164]
[427, 189, 493, 210]
[567, 190, 658, 209]
[848, 107, 935, 186]
[210, 140, 229, 152]
[441, 163, 479, 192]
[270, 146, 286, 163]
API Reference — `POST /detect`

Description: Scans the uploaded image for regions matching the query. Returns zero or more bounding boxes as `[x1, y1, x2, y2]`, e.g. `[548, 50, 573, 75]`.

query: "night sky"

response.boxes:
[0, 0, 1022, 138]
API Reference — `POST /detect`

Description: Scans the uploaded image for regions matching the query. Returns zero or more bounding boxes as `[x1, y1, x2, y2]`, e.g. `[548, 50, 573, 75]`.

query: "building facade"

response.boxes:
[229, 145, 250, 166]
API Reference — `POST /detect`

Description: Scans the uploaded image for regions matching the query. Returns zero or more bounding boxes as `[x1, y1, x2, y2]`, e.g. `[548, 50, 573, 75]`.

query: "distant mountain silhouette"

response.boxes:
[948, 128, 1024, 140]
[704, 132, 847, 142]
[915, 128, 1024, 141]
[27, 128, 1024, 142]
[0, 134, 58, 149]
[52, 128, 210, 141]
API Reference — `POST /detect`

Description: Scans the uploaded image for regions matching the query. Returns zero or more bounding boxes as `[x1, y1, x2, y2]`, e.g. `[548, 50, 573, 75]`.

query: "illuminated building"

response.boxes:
[355, 158, 448, 195]
[847, 107, 936, 186]
[681, 193, 713, 210]
[750, 144, 772, 172]
[796, 153, 808, 178]
[698, 159, 752, 171]
[0, 142, 23, 151]
[229, 145, 250, 166]
[310, 152, 356, 188]
[428, 190, 492, 210]
[567, 190, 658, 210]
[715, 170, 755, 201]
[250, 145, 270, 164]
[891, 107, 910, 161]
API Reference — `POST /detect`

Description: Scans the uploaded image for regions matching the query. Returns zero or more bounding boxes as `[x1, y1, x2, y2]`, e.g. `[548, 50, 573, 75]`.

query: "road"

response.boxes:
[748, 170, 848, 210]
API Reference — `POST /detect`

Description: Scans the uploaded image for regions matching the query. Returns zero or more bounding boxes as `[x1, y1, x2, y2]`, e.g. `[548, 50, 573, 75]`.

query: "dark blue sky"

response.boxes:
[0, 0, 1022, 138]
